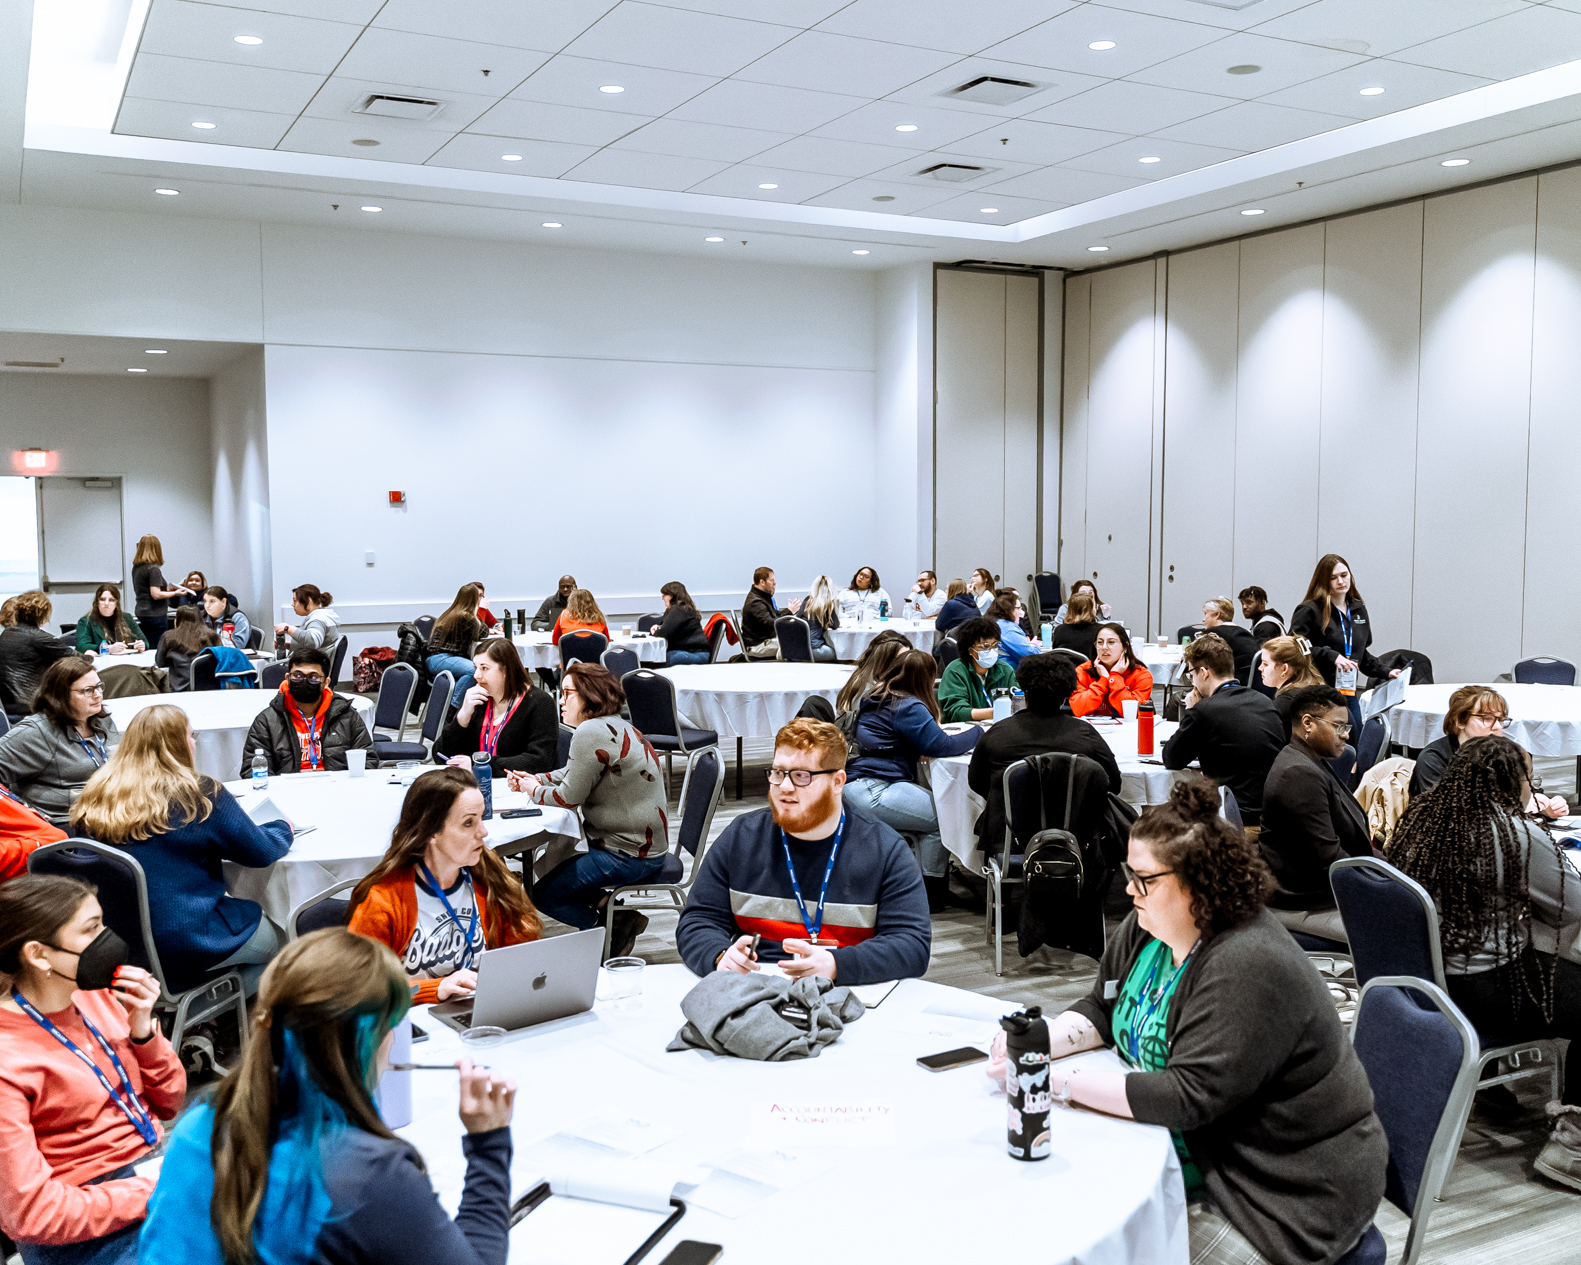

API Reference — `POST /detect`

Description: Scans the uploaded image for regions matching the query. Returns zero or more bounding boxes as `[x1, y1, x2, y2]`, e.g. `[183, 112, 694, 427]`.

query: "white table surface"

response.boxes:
[105, 690, 373, 784]
[513, 632, 667, 671]
[826, 618, 936, 662]
[91, 646, 268, 671]
[221, 769, 581, 927]
[1389, 682, 1581, 755]
[657, 663, 854, 739]
[932, 717, 1183, 873]
[1135, 643, 1185, 686]
[397, 963, 1186, 1265]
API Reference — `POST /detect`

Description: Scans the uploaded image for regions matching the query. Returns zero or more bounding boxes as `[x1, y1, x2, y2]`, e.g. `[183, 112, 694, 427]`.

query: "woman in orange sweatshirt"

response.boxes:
[347, 766, 540, 1004]
[0, 875, 185, 1261]
[1071, 623, 1155, 718]
[550, 589, 611, 646]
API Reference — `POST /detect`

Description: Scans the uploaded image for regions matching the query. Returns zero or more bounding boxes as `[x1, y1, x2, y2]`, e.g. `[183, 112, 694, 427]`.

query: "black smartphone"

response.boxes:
[659, 1243, 723, 1265]
[917, 1046, 988, 1072]
[498, 808, 543, 819]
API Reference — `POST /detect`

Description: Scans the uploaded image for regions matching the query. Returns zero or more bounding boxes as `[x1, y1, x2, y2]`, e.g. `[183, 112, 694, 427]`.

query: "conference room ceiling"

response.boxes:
[17, 1, 1581, 268]
[0, 332, 257, 377]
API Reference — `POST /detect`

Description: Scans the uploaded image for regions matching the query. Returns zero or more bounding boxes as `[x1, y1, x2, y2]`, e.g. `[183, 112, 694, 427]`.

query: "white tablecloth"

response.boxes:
[932, 717, 1183, 872]
[1390, 682, 1581, 755]
[826, 618, 937, 661]
[398, 964, 1186, 1265]
[220, 770, 580, 926]
[105, 691, 374, 783]
[513, 632, 667, 670]
[91, 647, 268, 671]
[1135, 644, 1185, 686]
[657, 664, 854, 738]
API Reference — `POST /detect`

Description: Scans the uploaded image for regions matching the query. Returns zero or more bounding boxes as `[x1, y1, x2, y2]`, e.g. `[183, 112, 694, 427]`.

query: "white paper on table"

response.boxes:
[1360, 665, 1411, 723]
[509, 1198, 672, 1265]
[746, 1098, 895, 1147]
[242, 795, 292, 829]
[535, 1158, 677, 1212]
[559, 1110, 685, 1157]
[708, 1145, 833, 1190]
[922, 994, 1022, 1023]
[848, 980, 899, 1008]
[900, 1013, 1000, 1051]
[686, 1170, 778, 1219]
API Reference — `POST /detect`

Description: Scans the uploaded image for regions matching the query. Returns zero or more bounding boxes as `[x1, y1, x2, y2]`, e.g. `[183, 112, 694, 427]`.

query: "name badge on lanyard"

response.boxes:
[780, 815, 845, 948]
[1336, 608, 1358, 696]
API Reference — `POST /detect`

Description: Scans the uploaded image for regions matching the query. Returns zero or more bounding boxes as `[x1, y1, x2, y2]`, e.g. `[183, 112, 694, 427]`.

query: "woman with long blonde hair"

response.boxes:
[802, 575, 840, 662]
[551, 588, 610, 646]
[70, 704, 292, 990]
[139, 928, 517, 1265]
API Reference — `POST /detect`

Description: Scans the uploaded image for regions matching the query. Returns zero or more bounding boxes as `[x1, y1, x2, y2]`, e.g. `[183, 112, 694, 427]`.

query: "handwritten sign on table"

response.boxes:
[747, 1098, 895, 1147]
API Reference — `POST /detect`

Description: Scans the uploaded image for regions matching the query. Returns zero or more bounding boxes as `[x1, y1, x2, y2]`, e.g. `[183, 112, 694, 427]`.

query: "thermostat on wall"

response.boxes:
[388, 490, 405, 505]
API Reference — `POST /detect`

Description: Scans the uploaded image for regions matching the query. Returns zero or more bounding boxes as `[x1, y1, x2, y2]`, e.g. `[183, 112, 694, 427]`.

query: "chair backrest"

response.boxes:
[1247, 647, 1264, 688]
[261, 662, 286, 691]
[556, 723, 574, 767]
[1330, 856, 1446, 988]
[1218, 786, 1243, 828]
[374, 662, 418, 731]
[775, 616, 813, 662]
[60, 623, 75, 634]
[637, 613, 661, 634]
[1033, 573, 1062, 610]
[1176, 623, 1206, 644]
[190, 648, 218, 691]
[1049, 647, 1089, 668]
[328, 638, 349, 687]
[623, 669, 680, 740]
[246, 625, 263, 651]
[28, 839, 170, 992]
[601, 645, 639, 680]
[1375, 648, 1433, 686]
[1002, 752, 1109, 856]
[413, 615, 436, 645]
[935, 633, 959, 671]
[1356, 713, 1389, 777]
[1351, 977, 1480, 1233]
[420, 670, 456, 743]
[675, 747, 726, 857]
[1513, 656, 1577, 686]
[288, 878, 361, 941]
[559, 631, 608, 669]
[707, 617, 734, 663]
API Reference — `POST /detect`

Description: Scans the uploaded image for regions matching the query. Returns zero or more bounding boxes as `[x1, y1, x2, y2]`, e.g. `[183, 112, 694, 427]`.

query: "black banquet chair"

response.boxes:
[622, 669, 717, 795]
[774, 615, 813, 663]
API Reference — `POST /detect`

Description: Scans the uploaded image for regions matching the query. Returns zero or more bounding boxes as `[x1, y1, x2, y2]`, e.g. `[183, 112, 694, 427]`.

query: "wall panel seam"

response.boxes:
[1521, 178, 1541, 659]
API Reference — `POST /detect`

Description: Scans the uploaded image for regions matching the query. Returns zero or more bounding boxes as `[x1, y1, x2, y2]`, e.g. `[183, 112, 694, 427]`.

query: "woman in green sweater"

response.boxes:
[74, 584, 148, 654]
[938, 617, 1015, 722]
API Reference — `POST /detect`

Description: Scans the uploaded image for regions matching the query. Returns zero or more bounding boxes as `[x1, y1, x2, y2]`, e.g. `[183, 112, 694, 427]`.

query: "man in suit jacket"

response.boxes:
[1162, 633, 1285, 826]
[1259, 685, 1375, 943]
[967, 654, 1121, 855]
[1201, 597, 1260, 682]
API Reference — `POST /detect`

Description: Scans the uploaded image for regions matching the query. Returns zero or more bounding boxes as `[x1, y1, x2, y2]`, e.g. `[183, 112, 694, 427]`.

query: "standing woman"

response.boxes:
[1291, 553, 1399, 734]
[550, 589, 610, 646]
[837, 567, 890, 623]
[937, 617, 1014, 722]
[655, 581, 711, 666]
[349, 767, 541, 1003]
[0, 659, 118, 827]
[0, 875, 184, 1263]
[427, 583, 485, 707]
[0, 591, 75, 717]
[74, 586, 146, 656]
[968, 567, 996, 615]
[274, 584, 340, 663]
[435, 639, 557, 776]
[1070, 624, 1154, 718]
[799, 576, 839, 663]
[129, 536, 192, 643]
[153, 607, 218, 692]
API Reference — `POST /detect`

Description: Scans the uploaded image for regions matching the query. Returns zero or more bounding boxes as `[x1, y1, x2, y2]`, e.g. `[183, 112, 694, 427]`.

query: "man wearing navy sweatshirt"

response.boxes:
[676, 718, 930, 986]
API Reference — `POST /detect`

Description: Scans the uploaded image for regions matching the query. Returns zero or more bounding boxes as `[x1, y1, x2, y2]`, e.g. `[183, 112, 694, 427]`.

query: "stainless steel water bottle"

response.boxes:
[1001, 1006, 1051, 1161]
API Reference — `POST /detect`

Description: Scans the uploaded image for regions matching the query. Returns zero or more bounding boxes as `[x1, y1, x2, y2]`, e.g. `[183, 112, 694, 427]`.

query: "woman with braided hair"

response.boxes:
[1387, 734, 1581, 1191]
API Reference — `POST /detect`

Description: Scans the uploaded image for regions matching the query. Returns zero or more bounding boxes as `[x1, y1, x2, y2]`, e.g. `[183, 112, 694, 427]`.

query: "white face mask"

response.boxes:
[975, 648, 998, 669]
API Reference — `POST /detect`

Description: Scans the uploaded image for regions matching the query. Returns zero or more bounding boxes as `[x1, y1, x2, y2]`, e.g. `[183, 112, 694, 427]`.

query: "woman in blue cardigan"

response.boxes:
[69, 704, 292, 990]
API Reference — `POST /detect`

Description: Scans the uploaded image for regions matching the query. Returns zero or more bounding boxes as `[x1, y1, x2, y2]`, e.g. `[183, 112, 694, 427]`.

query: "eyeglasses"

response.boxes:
[286, 672, 325, 685]
[768, 768, 842, 787]
[1317, 715, 1353, 738]
[71, 684, 104, 696]
[1121, 862, 1176, 896]
[1468, 713, 1511, 729]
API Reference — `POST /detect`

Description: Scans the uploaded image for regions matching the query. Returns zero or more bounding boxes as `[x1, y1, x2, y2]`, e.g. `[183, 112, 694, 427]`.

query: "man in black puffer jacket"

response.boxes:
[240, 647, 374, 776]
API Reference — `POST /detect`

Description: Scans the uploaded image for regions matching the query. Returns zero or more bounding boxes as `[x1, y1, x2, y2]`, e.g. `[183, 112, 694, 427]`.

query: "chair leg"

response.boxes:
[602, 896, 617, 961]
[994, 874, 1003, 977]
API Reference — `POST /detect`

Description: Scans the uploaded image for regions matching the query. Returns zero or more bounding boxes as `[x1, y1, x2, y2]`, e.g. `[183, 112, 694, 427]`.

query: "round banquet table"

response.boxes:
[220, 769, 580, 927]
[397, 964, 1187, 1265]
[513, 631, 667, 671]
[1390, 682, 1581, 756]
[105, 690, 373, 783]
[932, 716, 1183, 874]
[1135, 643, 1185, 686]
[826, 618, 936, 661]
[89, 646, 269, 672]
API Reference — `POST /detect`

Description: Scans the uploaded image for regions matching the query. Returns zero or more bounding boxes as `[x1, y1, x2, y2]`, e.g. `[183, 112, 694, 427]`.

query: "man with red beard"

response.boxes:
[676, 718, 930, 986]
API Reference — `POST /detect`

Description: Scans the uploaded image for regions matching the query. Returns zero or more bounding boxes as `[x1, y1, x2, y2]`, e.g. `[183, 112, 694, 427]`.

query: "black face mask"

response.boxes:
[48, 927, 130, 992]
[288, 680, 324, 706]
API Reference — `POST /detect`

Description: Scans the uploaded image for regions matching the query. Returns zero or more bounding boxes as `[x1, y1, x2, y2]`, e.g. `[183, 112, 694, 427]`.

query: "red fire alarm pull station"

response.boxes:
[388, 490, 406, 505]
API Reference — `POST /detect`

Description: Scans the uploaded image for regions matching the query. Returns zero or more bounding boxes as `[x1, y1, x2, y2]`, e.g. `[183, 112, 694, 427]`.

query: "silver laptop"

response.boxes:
[429, 929, 604, 1035]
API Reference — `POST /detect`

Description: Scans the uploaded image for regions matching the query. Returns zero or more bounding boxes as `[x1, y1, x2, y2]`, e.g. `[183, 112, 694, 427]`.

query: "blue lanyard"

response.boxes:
[778, 814, 845, 942]
[1337, 606, 1354, 659]
[73, 731, 107, 768]
[417, 863, 479, 970]
[1125, 940, 1196, 1065]
[14, 994, 158, 1147]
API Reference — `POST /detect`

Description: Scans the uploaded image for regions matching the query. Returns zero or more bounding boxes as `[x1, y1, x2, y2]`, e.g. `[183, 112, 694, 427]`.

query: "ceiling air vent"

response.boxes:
[354, 94, 444, 121]
[917, 163, 989, 183]
[943, 76, 1042, 107]
[5, 361, 61, 368]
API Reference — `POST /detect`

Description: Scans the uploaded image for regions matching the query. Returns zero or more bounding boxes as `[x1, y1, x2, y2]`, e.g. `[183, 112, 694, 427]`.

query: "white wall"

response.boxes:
[209, 348, 272, 629]
[1062, 168, 1581, 680]
[874, 262, 931, 596]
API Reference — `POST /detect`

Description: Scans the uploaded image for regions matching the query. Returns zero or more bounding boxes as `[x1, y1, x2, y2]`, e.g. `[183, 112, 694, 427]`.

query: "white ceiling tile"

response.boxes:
[802, 177, 957, 213]
[124, 51, 323, 115]
[811, 99, 1008, 150]
[509, 55, 718, 113]
[468, 98, 653, 145]
[114, 95, 295, 147]
[608, 117, 792, 161]
[735, 31, 960, 95]
[684, 163, 850, 201]
[1029, 79, 1236, 131]
[985, 164, 1147, 202]
[667, 80, 869, 131]
[1250, 0, 1529, 58]
[1260, 58, 1492, 120]
[862, 149, 1045, 187]
[948, 117, 1131, 166]
[1392, 6, 1581, 80]
[1060, 133, 1244, 178]
[1542, 0, 1581, 12]
[749, 134, 919, 176]
[137, 0, 362, 75]
[562, 148, 732, 189]
[276, 115, 452, 162]
[910, 190, 1068, 223]
[655, 0, 849, 24]
[563, 2, 796, 76]
[817, 0, 1078, 55]
[424, 132, 599, 176]
[1129, 31, 1368, 99]
[1096, 0, 1316, 32]
[333, 27, 548, 97]
[987, 5, 1228, 79]
[881, 56, 1111, 117]
[1155, 99, 1350, 149]
[302, 76, 500, 132]
[372, 0, 619, 53]
[226, 1, 383, 21]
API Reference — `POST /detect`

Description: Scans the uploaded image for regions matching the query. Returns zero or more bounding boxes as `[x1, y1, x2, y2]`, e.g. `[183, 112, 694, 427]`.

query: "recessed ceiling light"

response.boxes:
[1088, 40, 1116, 50]
[1227, 64, 1261, 75]
[1241, 208, 1265, 215]
[1359, 86, 1385, 97]
[127, 367, 148, 373]
[360, 206, 382, 213]
[541, 222, 562, 228]
[1139, 155, 1161, 163]
[1441, 158, 1471, 167]
[144, 349, 167, 355]
[599, 85, 625, 93]
[1087, 246, 1109, 252]
[852, 250, 870, 255]
[705, 236, 724, 242]
[233, 35, 263, 45]
[502, 154, 523, 161]
[895, 124, 918, 132]
[191, 121, 217, 129]
[351, 138, 379, 147]
[154, 188, 179, 195]
[979, 207, 998, 213]
[758, 183, 778, 189]
[872, 195, 895, 202]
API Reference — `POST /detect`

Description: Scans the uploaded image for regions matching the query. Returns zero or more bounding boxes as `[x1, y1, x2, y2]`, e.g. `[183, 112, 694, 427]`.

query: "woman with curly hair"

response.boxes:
[1388, 734, 1581, 1191]
[987, 778, 1386, 1264]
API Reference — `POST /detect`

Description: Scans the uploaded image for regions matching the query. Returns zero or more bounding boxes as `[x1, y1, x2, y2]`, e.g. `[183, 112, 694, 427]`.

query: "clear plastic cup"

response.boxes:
[347, 748, 366, 778]
[601, 957, 645, 1010]
[460, 1025, 507, 1048]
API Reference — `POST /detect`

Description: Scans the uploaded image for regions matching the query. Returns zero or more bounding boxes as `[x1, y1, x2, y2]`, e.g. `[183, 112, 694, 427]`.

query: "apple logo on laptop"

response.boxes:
[532, 972, 547, 991]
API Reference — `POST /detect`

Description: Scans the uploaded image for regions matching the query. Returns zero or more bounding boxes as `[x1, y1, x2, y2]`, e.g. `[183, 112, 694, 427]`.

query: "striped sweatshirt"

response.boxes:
[676, 806, 930, 986]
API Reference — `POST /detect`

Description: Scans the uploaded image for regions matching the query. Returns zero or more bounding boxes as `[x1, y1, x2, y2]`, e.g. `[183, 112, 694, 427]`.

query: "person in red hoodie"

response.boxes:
[0, 875, 185, 1261]
[0, 783, 66, 883]
[347, 766, 540, 1004]
[1071, 623, 1155, 719]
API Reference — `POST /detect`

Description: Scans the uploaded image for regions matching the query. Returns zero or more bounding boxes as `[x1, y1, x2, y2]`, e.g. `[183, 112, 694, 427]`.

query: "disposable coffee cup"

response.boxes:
[1121, 700, 1139, 722]
[347, 748, 367, 778]
[1157, 636, 1168, 648]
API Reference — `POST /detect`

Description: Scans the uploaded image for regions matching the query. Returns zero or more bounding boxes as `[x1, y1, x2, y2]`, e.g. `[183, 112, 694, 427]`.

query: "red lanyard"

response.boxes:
[480, 695, 522, 757]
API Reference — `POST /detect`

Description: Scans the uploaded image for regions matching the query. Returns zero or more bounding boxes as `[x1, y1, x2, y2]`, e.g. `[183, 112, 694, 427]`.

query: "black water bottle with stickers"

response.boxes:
[1002, 1006, 1051, 1161]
